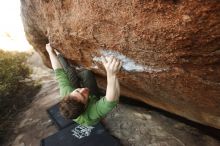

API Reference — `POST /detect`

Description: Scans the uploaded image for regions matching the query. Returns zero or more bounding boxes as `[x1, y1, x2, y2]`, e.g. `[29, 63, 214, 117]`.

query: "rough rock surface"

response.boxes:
[20, 0, 220, 129]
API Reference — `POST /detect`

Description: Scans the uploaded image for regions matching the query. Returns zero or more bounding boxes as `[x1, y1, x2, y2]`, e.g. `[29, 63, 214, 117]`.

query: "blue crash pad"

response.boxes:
[47, 103, 73, 129]
[41, 121, 120, 146]
[44, 103, 121, 146]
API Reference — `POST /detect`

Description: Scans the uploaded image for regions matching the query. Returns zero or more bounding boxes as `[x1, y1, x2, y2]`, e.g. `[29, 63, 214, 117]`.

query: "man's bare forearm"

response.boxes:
[102, 56, 122, 102]
[105, 74, 120, 102]
[46, 44, 63, 70]
[48, 51, 62, 70]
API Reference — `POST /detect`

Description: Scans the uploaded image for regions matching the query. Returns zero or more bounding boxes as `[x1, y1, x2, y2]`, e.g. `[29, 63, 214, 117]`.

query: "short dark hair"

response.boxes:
[59, 95, 85, 119]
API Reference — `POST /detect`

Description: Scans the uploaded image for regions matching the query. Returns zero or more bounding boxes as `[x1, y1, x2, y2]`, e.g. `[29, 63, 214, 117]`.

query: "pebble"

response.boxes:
[121, 130, 130, 137]
[182, 15, 191, 22]
[120, 123, 127, 129]
[18, 119, 29, 128]
[143, 114, 152, 120]
[133, 112, 152, 120]
[41, 119, 52, 127]
[13, 134, 24, 146]
[18, 142, 25, 146]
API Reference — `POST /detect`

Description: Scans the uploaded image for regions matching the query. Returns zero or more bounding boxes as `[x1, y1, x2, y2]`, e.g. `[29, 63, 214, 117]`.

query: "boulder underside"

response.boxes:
[21, 0, 220, 129]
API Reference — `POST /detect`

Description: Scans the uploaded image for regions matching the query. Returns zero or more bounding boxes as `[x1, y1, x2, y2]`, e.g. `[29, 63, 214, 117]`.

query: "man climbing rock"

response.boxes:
[46, 43, 122, 126]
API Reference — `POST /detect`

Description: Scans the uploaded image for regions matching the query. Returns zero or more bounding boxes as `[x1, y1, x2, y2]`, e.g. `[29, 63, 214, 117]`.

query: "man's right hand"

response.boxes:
[102, 56, 122, 102]
[101, 56, 122, 76]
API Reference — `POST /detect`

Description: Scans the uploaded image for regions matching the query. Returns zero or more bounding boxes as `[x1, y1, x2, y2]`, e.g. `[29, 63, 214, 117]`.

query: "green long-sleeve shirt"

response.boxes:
[55, 68, 118, 126]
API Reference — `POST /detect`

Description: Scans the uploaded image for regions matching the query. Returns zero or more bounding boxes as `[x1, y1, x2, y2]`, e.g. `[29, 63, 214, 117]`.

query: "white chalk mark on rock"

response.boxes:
[93, 49, 169, 73]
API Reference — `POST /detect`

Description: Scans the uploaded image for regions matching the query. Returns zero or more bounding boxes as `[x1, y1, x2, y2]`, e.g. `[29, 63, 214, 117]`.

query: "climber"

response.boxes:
[46, 43, 122, 126]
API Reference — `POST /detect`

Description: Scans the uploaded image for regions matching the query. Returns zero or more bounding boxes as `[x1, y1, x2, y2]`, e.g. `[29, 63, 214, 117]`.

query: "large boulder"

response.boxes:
[20, 0, 220, 129]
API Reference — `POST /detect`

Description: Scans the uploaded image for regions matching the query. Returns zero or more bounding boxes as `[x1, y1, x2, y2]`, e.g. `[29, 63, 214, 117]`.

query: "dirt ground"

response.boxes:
[4, 51, 220, 146]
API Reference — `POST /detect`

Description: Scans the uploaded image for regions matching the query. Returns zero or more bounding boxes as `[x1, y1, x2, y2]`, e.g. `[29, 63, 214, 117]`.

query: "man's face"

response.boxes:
[70, 88, 89, 104]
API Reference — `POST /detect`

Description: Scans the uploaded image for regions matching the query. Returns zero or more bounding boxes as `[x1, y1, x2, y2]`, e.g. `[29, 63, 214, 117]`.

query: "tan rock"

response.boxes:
[21, 0, 220, 129]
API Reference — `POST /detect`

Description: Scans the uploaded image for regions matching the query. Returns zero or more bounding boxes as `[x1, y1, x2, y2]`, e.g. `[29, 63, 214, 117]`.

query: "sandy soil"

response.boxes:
[4, 51, 220, 146]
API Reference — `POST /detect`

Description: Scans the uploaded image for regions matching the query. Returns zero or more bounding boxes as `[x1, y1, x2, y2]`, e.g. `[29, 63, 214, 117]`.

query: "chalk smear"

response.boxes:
[93, 49, 169, 73]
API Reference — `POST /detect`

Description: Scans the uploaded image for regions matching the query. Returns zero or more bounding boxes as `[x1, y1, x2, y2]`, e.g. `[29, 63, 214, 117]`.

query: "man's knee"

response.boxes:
[81, 70, 93, 78]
